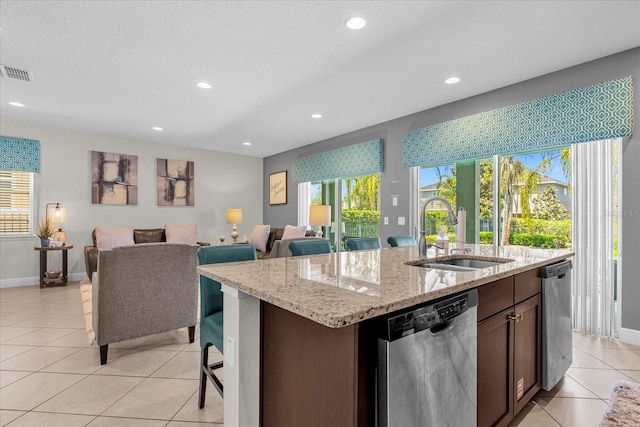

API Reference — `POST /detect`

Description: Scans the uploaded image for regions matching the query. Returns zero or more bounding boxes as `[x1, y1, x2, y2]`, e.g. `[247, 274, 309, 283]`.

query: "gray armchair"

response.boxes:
[92, 243, 199, 364]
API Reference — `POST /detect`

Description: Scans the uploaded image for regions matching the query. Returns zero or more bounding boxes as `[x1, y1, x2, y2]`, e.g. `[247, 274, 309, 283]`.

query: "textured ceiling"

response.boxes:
[1, 1, 639, 158]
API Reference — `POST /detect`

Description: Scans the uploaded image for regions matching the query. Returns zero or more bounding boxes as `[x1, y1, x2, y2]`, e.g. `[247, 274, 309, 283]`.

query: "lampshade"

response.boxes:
[309, 205, 331, 226]
[46, 202, 66, 224]
[226, 208, 243, 225]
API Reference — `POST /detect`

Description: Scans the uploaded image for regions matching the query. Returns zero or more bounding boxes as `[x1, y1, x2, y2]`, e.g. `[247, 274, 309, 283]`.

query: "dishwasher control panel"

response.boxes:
[381, 290, 478, 341]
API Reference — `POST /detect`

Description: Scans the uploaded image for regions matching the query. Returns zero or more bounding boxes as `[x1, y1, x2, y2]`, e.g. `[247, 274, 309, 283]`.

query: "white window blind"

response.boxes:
[0, 170, 34, 235]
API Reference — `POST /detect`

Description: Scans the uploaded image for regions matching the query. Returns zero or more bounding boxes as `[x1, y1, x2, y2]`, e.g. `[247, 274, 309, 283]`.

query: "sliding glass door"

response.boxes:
[419, 158, 493, 246]
[305, 173, 380, 251]
[418, 148, 571, 251]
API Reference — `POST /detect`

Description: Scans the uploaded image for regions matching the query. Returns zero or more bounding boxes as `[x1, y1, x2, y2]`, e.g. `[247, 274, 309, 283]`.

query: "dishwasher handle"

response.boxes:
[429, 321, 455, 337]
[541, 259, 573, 279]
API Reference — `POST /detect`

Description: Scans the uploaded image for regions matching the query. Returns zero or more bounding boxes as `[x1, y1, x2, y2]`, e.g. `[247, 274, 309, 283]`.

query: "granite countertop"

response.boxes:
[197, 245, 573, 328]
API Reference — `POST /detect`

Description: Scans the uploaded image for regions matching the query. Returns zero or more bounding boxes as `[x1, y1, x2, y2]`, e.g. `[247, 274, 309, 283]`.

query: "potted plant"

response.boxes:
[36, 216, 55, 247]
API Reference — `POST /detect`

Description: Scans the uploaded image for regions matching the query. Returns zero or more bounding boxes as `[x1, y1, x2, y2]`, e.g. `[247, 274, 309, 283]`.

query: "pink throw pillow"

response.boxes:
[95, 226, 135, 250]
[281, 225, 307, 240]
[165, 224, 198, 245]
[249, 225, 271, 252]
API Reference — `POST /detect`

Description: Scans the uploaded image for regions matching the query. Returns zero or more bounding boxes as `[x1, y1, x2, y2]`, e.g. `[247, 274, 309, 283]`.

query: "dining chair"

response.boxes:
[387, 235, 417, 247]
[289, 239, 332, 256]
[344, 237, 381, 251]
[197, 244, 257, 408]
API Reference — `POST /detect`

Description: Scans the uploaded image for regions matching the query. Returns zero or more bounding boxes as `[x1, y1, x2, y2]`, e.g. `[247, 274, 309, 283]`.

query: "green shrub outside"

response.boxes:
[342, 209, 380, 224]
[510, 218, 571, 238]
[340, 210, 570, 249]
[479, 232, 493, 244]
[342, 209, 380, 238]
[477, 232, 568, 248]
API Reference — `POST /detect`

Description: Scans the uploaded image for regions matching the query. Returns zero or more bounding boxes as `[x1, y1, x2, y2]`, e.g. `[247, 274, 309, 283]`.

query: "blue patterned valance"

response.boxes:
[403, 76, 633, 168]
[292, 138, 384, 183]
[0, 136, 41, 172]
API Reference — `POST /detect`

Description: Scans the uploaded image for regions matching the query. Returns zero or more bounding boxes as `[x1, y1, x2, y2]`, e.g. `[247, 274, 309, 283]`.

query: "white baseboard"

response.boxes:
[0, 272, 88, 288]
[619, 327, 640, 346]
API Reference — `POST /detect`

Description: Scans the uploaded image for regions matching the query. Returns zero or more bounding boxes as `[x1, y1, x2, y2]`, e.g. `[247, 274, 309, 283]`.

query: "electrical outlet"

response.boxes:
[226, 336, 235, 368]
[392, 196, 398, 206]
[384, 217, 389, 225]
[398, 217, 405, 225]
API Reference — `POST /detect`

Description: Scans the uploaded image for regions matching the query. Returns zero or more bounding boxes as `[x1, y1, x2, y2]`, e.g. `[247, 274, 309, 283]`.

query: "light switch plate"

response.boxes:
[392, 196, 398, 206]
[384, 217, 389, 225]
[398, 216, 405, 225]
[226, 336, 235, 368]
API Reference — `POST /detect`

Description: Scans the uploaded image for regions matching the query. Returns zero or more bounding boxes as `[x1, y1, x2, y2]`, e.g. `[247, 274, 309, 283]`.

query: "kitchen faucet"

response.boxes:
[418, 196, 458, 258]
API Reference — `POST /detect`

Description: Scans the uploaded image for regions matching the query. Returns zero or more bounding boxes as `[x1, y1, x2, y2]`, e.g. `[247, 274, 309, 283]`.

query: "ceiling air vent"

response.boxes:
[0, 65, 33, 82]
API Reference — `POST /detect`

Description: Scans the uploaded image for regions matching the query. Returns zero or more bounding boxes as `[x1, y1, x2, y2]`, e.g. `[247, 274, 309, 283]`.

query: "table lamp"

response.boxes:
[46, 202, 67, 244]
[309, 205, 331, 237]
[226, 208, 243, 243]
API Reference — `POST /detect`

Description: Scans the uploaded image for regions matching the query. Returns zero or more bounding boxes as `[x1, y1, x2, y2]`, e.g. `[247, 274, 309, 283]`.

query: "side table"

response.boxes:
[33, 244, 73, 288]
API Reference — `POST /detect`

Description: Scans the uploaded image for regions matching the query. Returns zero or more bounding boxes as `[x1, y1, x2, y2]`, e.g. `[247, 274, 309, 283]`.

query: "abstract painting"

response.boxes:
[91, 151, 138, 205]
[157, 158, 195, 206]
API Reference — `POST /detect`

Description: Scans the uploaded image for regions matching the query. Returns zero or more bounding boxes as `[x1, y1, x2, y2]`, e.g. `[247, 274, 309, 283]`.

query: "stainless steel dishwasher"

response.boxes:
[377, 289, 478, 427]
[541, 259, 573, 390]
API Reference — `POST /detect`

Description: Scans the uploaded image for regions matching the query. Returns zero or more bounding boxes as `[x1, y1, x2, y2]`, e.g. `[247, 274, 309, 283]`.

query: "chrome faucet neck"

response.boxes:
[418, 196, 458, 258]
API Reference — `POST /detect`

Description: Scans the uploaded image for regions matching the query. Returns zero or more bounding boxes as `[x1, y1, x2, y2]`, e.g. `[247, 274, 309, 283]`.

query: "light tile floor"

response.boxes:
[1, 282, 639, 426]
[0, 282, 222, 426]
[512, 331, 640, 427]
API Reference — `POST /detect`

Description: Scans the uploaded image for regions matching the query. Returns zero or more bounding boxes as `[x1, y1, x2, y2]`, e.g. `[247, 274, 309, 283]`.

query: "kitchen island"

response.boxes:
[197, 244, 573, 426]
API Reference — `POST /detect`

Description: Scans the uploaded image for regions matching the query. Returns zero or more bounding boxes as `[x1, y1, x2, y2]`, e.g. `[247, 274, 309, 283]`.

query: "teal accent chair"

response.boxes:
[289, 239, 332, 256]
[388, 235, 417, 247]
[197, 244, 257, 408]
[344, 237, 381, 251]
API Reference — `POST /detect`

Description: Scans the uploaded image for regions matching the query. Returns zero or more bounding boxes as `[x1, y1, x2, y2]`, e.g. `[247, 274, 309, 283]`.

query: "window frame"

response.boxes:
[0, 170, 36, 239]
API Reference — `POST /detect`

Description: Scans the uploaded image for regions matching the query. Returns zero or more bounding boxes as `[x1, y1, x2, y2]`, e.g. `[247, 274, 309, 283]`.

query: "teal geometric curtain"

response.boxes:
[0, 136, 41, 172]
[403, 76, 634, 168]
[292, 138, 384, 183]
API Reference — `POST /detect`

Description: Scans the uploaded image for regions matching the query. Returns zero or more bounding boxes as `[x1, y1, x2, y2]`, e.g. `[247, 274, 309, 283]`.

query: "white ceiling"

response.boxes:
[1, 1, 639, 158]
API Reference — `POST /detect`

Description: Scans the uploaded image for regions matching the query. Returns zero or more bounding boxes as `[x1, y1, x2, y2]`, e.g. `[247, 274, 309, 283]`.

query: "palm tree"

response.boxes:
[353, 174, 379, 210]
[344, 178, 355, 209]
[499, 157, 547, 245]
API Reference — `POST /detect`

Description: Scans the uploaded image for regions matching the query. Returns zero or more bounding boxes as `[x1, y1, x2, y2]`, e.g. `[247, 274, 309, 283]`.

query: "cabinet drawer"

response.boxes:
[514, 268, 542, 304]
[478, 276, 514, 321]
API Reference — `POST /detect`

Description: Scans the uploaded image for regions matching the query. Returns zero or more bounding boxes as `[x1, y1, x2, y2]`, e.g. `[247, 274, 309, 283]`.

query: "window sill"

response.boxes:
[0, 234, 37, 242]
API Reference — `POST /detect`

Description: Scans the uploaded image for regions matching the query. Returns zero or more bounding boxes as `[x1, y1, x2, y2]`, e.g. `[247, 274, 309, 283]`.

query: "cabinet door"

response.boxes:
[513, 294, 542, 415]
[477, 308, 514, 427]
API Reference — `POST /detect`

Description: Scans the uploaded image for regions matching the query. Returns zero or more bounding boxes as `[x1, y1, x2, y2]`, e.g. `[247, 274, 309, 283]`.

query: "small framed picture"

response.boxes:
[269, 171, 288, 205]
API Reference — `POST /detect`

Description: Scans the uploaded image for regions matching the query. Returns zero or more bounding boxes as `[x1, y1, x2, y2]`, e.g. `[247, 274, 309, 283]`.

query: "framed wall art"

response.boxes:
[157, 158, 195, 206]
[269, 170, 287, 205]
[91, 151, 138, 205]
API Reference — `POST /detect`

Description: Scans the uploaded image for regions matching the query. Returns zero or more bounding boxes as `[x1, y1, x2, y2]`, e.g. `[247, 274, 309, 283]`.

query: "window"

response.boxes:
[419, 159, 494, 246]
[418, 148, 571, 250]
[301, 173, 380, 251]
[0, 170, 34, 235]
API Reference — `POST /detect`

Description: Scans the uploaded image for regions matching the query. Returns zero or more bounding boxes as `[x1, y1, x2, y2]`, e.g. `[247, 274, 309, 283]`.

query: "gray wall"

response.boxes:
[263, 47, 640, 334]
[0, 120, 263, 286]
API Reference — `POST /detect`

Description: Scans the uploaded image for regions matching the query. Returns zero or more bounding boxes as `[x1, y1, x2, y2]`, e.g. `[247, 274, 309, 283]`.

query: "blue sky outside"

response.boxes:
[419, 149, 570, 188]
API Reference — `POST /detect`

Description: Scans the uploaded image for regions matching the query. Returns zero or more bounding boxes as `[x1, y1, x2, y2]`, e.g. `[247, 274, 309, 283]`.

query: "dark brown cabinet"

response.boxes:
[260, 267, 544, 427]
[477, 270, 542, 427]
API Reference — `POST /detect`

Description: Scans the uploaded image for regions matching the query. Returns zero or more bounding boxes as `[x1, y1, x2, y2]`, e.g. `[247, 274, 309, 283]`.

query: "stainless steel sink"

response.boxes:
[404, 256, 513, 272]
[431, 258, 507, 269]
[417, 263, 481, 272]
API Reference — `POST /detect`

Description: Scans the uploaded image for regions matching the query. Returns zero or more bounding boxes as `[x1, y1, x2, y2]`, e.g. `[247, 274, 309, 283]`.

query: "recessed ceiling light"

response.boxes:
[445, 77, 461, 85]
[243, 141, 252, 146]
[311, 113, 323, 119]
[346, 17, 366, 30]
[151, 126, 163, 131]
[8, 101, 24, 107]
[196, 82, 212, 89]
